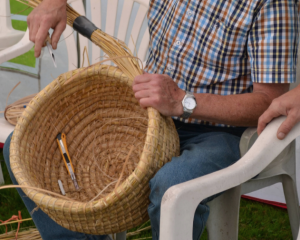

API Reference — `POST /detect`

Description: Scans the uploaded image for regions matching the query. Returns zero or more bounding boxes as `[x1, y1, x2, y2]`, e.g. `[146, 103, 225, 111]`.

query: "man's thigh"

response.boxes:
[150, 131, 241, 198]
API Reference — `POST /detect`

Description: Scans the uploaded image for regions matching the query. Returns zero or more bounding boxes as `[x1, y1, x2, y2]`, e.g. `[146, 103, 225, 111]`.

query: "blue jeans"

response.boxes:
[4, 132, 110, 240]
[148, 120, 245, 240]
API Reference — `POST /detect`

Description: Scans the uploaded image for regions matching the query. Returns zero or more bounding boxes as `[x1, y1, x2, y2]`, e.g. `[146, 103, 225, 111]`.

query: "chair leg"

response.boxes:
[282, 175, 300, 240]
[109, 231, 127, 240]
[0, 163, 4, 184]
[116, 231, 126, 240]
[206, 185, 241, 240]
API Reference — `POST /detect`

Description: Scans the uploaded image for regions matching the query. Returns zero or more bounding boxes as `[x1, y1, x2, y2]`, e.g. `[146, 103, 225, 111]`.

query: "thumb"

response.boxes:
[277, 113, 298, 139]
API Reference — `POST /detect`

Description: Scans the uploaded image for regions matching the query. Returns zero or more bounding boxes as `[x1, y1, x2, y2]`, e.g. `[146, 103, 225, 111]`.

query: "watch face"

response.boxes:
[184, 97, 196, 110]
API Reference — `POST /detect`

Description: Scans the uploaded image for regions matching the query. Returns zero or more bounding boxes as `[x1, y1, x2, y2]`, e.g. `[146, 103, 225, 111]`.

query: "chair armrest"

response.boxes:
[0, 118, 14, 144]
[160, 116, 300, 240]
[239, 127, 258, 157]
[0, 29, 34, 65]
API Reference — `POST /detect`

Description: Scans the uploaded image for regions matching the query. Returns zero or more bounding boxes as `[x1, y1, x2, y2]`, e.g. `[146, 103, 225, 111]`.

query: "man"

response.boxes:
[3, 0, 298, 239]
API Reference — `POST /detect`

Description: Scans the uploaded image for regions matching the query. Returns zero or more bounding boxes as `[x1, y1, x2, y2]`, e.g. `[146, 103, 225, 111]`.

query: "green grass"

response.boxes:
[0, 149, 35, 234]
[0, 149, 293, 239]
[10, 0, 32, 16]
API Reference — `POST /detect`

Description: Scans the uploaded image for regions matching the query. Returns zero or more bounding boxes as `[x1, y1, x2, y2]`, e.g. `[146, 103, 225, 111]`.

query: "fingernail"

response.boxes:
[278, 132, 285, 139]
[53, 42, 57, 49]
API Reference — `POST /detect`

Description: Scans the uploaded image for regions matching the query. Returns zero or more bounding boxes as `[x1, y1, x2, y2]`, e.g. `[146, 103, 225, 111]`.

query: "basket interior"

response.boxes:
[19, 69, 148, 202]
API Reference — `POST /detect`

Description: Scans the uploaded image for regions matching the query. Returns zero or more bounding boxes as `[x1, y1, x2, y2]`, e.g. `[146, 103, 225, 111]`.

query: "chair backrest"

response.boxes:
[87, 0, 150, 65]
[0, 0, 150, 68]
[0, 0, 24, 50]
[291, 45, 300, 90]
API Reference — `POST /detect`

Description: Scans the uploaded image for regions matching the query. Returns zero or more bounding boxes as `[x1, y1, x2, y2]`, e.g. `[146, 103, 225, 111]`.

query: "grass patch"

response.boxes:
[0, 149, 293, 239]
[7, 46, 36, 68]
[0, 149, 35, 234]
[10, 0, 32, 16]
[11, 19, 28, 31]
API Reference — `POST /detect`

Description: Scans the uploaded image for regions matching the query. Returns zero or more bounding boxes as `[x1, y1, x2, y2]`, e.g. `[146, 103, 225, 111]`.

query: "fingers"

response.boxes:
[28, 16, 38, 43]
[132, 82, 151, 93]
[139, 97, 156, 109]
[277, 110, 299, 139]
[51, 20, 66, 49]
[34, 22, 52, 57]
[134, 90, 150, 101]
[26, 0, 68, 57]
[257, 107, 280, 135]
[133, 73, 152, 84]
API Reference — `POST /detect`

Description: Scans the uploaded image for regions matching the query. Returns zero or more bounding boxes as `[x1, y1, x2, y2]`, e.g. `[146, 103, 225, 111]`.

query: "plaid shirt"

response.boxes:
[145, 0, 299, 126]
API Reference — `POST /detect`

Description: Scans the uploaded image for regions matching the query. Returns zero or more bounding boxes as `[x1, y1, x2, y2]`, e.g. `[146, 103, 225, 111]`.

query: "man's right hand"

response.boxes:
[27, 0, 67, 58]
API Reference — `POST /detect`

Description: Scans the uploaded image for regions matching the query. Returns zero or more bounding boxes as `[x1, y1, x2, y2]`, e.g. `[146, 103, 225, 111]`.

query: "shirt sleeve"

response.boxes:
[247, 0, 299, 84]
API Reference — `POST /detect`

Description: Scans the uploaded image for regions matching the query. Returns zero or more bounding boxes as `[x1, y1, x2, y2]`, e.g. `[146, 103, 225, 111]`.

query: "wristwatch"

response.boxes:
[181, 91, 197, 119]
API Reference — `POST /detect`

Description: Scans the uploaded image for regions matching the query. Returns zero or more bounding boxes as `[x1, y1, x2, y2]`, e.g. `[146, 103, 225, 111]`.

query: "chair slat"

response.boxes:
[106, 0, 118, 36]
[134, 0, 150, 8]
[128, 5, 148, 57]
[90, 0, 101, 64]
[138, 27, 149, 62]
[117, 0, 134, 42]
[63, 25, 78, 70]
[71, 0, 90, 67]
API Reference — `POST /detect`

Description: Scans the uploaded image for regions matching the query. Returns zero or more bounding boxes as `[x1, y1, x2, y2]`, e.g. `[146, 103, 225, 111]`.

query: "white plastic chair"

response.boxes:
[0, 0, 24, 51]
[206, 128, 299, 240]
[159, 116, 300, 240]
[88, 0, 149, 66]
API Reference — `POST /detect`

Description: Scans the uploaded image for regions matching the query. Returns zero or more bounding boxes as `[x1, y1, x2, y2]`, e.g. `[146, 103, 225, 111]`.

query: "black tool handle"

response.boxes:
[73, 16, 98, 40]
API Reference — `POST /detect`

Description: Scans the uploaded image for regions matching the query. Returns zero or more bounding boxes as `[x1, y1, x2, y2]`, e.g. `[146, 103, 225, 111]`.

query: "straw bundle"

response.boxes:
[9, 63, 180, 234]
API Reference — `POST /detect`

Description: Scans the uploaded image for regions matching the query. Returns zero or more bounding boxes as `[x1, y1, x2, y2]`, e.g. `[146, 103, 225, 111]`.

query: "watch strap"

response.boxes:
[181, 91, 196, 119]
[181, 109, 193, 119]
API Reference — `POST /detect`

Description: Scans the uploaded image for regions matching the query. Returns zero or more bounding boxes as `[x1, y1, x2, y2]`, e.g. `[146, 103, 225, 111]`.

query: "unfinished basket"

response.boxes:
[10, 63, 180, 234]
[4, 94, 36, 126]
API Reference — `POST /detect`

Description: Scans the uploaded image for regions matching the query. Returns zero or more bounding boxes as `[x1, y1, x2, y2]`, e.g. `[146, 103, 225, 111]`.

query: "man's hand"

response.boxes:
[27, 0, 67, 58]
[257, 86, 300, 139]
[133, 73, 185, 116]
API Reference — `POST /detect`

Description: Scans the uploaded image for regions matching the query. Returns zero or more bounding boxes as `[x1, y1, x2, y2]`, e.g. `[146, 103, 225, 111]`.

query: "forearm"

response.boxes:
[133, 74, 290, 126]
[189, 92, 275, 127]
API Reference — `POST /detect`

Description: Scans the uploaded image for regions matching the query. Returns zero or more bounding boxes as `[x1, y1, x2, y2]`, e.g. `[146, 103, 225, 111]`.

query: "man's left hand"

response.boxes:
[133, 73, 185, 116]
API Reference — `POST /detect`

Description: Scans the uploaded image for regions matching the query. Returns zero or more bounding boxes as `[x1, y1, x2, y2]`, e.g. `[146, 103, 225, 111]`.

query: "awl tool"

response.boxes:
[56, 133, 80, 190]
[46, 41, 57, 68]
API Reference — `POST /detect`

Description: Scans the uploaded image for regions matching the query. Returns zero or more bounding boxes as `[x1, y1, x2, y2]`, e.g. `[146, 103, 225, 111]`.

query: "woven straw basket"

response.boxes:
[10, 63, 180, 234]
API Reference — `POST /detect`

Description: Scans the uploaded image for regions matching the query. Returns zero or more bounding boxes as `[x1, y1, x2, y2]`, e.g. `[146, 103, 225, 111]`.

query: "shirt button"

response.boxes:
[175, 40, 181, 46]
[187, 10, 193, 16]
[167, 65, 174, 71]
